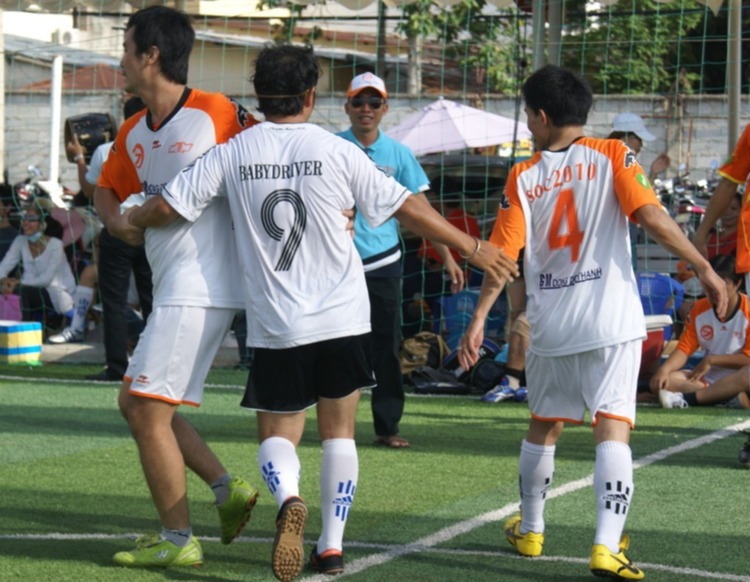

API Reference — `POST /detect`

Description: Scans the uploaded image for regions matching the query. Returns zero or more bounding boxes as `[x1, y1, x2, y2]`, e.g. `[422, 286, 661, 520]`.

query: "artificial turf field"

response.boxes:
[1, 362, 749, 582]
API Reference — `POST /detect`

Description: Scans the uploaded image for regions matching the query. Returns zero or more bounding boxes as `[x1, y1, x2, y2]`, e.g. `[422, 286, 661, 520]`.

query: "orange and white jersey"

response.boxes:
[718, 124, 750, 273]
[676, 293, 750, 383]
[491, 137, 661, 356]
[98, 88, 257, 308]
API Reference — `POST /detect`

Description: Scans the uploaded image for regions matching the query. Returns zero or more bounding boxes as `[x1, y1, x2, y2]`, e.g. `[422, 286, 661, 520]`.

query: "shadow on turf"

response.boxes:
[0, 538, 270, 581]
[0, 404, 128, 438]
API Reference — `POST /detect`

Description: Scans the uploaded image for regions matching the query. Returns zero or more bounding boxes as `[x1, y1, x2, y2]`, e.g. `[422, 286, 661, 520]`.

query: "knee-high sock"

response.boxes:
[70, 286, 94, 333]
[257, 436, 301, 507]
[594, 441, 633, 553]
[318, 438, 358, 554]
[518, 439, 555, 534]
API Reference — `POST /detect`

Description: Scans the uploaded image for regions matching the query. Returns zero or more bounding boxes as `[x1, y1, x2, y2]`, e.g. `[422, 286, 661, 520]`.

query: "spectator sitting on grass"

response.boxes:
[652, 254, 750, 406]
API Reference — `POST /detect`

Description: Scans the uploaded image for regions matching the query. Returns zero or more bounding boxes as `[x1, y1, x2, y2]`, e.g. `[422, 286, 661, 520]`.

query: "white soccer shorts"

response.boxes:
[526, 339, 641, 427]
[125, 305, 237, 406]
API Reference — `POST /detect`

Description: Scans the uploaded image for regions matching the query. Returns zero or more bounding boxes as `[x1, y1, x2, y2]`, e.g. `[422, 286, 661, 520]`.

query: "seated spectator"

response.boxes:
[0, 205, 94, 341]
[609, 112, 671, 181]
[47, 261, 97, 344]
[0, 187, 16, 260]
[650, 254, 750, 401]
[658, 364, 750, 410]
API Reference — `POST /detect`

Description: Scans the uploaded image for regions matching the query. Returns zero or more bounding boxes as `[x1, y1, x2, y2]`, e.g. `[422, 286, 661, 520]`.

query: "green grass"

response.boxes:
[1, 362, 749, 581]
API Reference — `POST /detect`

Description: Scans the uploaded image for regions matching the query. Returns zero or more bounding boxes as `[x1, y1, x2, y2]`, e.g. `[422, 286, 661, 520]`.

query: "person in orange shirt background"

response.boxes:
[694, 124, 750, 287]
[418, 177, 481, 280]
[652, 253, 750, 408]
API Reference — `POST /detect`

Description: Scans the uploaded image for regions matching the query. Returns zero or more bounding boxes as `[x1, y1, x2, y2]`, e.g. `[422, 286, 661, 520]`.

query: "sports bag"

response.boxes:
[399, 332, 449, 376]
[410, 365, 472, 395]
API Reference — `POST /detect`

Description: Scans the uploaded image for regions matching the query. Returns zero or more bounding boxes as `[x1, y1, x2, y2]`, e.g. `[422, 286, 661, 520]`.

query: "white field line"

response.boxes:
[0, 374, 467, 396]
[3, 374, 749, 579]
[1, 534, 748, 581]
[299, 417, 750, 582]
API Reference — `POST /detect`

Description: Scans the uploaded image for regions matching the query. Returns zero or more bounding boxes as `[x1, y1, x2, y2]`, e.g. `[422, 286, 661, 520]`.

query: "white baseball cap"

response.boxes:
[612, 112, 656, 142]
[347, 72, 387, 99]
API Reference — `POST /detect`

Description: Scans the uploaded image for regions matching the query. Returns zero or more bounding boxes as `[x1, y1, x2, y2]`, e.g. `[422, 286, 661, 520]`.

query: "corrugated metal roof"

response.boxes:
[4, 34, 120, 67]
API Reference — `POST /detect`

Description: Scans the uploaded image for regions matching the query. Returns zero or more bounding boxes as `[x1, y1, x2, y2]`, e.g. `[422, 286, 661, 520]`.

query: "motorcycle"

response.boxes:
[13, 165, 73, 209]
[652, 163, 707, 238]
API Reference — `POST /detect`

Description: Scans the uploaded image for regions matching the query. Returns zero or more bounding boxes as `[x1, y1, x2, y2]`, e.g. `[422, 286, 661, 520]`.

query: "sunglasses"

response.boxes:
[349, 96, 385, 110]
[22, 216, 41, 222]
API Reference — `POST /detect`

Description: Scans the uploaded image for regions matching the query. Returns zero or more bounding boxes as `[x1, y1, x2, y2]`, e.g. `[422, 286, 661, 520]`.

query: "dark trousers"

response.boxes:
[98, 228, 153, 376]
[367, 276, 404, 437]
[19, 285, 59, 332]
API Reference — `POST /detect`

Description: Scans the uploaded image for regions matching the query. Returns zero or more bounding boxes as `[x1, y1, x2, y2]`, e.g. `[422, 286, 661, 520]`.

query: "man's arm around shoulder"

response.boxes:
[128, 195, 181, 229]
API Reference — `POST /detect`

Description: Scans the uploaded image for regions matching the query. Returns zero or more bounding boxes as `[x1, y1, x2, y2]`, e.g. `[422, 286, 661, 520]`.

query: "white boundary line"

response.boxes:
[0, 374, 470, 396]
[2, 375, 749, 579]
[1, 533, 748, 581]
[300, 418, 750, 581]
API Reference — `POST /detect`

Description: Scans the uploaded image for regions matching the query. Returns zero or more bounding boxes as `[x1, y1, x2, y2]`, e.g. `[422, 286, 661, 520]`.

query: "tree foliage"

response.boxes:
[560, 0, 704, 95]
[397, 0, 528, 95]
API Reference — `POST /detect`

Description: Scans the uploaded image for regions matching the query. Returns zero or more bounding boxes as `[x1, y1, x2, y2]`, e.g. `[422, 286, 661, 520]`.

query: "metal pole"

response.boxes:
[49, 55, 63, 184]
[727, 0, 741, 156]
[531, 0, 545, 72]
[547, 0, 561, 66]
[377, 0, 386, 78]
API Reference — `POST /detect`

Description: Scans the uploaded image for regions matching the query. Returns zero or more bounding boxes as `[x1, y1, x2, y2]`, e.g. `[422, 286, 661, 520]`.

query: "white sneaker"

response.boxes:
[659, 389, 688, 409]
[48, 327, 84, 344]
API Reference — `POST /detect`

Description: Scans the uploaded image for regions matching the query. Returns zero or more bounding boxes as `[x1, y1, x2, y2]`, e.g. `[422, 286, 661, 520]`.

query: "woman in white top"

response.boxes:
[0, 205, 94, 342]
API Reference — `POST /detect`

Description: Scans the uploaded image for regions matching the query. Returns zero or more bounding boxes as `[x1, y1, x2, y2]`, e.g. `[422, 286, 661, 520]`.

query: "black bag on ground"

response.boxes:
[442, 339, 503, 384]
[469, 359, 506, 393]
[409, 365, 472, 395]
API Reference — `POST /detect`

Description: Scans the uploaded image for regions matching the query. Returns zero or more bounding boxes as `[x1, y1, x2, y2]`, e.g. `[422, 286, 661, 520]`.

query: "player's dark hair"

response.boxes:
[253, 44, 320, 117]
[123, 96, 145, 120]
[710, 253, 741, 286]
[523, 65, 592, 127]
[126, 6, 194, 85]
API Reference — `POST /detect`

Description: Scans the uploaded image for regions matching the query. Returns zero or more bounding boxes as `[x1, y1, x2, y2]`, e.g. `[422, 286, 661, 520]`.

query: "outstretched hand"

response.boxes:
[458, 321, 485, 370]
[66, 133, 84, 162]
[467, 240, 518, 285]
[697, 265, 728, 320]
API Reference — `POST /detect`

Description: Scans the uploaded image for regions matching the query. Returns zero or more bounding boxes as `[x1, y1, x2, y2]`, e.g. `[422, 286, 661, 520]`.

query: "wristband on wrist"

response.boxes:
[74, 153, 85, 163]
[458, 237, 481, 260]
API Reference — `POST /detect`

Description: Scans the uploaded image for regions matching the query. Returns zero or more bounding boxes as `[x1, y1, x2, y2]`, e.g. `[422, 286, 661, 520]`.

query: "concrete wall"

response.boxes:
[3, 92, 748, 193]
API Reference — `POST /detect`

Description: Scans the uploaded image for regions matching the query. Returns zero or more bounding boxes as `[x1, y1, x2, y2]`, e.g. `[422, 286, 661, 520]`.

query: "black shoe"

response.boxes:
[84, 368, 122, 381]
[309, 547, 344, 576]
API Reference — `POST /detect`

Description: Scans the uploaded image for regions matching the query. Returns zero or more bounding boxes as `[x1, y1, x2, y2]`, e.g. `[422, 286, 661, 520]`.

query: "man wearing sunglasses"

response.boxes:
[338, 73, 464, 449]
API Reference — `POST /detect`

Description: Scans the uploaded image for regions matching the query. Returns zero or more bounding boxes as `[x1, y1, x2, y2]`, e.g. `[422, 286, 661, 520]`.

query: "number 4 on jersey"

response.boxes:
[548, 188, 584, 262]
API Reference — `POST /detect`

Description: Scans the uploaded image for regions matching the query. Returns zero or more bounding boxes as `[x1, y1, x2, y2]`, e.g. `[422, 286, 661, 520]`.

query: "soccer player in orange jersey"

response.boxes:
[94, 6, 260, 568]
[458, 64, 727, 580]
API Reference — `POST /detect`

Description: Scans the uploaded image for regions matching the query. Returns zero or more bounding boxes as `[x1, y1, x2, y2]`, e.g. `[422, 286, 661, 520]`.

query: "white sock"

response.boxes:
[317, 438, 358, 554]
[594, 441, 634, 553]
[69, 286, 94, 334]
[257, 436, 301, 507]
[518, 439, 555, 534]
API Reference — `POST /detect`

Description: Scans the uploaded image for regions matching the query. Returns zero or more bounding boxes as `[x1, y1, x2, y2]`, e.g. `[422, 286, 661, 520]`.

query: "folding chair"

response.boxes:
[636, 271, 684, 342]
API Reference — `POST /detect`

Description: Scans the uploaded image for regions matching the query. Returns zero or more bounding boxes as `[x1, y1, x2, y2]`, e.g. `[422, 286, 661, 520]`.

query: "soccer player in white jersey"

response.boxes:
[94, 6, 259, 569]
[457, 65, 727, 580]
[121, 45, 519, 581]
